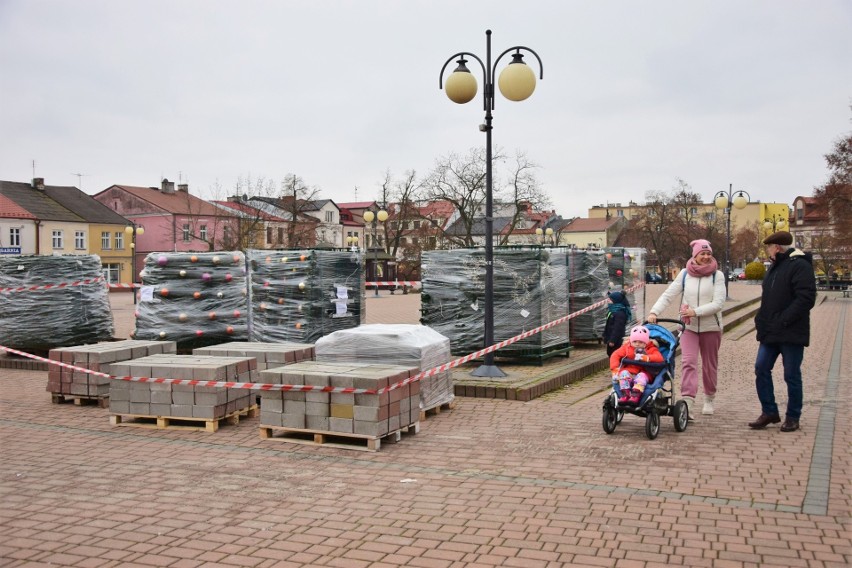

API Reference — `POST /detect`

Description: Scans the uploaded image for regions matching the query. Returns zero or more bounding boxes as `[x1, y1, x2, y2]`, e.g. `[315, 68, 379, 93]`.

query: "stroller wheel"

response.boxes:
[602, 407, 618, 434]
[645, 409, 660, 440]
[673, 400, 689, 432]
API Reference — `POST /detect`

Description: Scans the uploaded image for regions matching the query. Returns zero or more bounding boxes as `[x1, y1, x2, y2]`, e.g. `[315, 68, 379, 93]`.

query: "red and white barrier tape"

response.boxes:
[0, 282, 643, 394]
[0, 276, 105, 294]
[107, 283, 140, 289]
[365, 281, 421, 288]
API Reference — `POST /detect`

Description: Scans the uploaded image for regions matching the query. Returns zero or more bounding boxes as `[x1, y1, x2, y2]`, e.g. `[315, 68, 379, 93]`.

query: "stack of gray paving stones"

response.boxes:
[109, 354, 257, 419]
[47, 340, 177, 400]
[259, 361, 420, 438]
[193, 341, 314, 371]
[314, 324, 453, 411]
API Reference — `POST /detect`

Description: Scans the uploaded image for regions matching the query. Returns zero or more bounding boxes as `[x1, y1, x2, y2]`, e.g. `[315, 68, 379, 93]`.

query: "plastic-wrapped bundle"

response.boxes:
[248, 249, 364, 344]
[314, 324, 453, 410]
[133, 252, 248, 351]
[0, 255, 114, 351]
[605, 247, 647, 326]
[567, 249, 609, 342]
[420, 247, 569, 360]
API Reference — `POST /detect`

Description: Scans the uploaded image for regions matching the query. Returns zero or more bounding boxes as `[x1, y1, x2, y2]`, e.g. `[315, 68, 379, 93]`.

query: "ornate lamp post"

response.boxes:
[713, 184, 750, 298]
[124, 224, 144, 304]
[535, 227, 553, 246]
[763, 213, 787, 233]
[439, 29, 543, 378]
[363, 207, 388, 297]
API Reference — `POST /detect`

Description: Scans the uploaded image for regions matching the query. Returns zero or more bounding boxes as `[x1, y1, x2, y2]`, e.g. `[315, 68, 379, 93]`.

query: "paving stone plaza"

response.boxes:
[0, 284, 849, 567]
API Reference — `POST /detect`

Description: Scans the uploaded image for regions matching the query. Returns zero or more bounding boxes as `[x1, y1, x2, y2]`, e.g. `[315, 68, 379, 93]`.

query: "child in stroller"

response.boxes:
[609, 325, 664, 405]
[602, 319, 689, 439]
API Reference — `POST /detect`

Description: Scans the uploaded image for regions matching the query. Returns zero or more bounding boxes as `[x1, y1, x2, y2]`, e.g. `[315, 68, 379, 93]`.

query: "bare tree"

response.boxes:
[812, 116, 852, 276]
[423, 147, 492, 246]
[496, 151, 551, 246]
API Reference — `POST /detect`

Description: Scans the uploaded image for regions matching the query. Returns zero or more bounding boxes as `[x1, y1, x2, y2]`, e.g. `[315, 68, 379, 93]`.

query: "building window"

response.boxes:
[266, 227, 273, 245]
[52, 230, 64, 249]
[796, 204, 804, 221]
[690, 207, 698, 215]
[102, 263, 120, 284]
[114, 232, 124, 250]
[277, 227, 285, 244]
[102, 231, 111, 250]
[199, 225, 208, 241]
[75, 231, 85, 250]
[182, 224, 190, 242]
[617, 209, 624, 217]
[325, 211, 334, 223]
[223, 226, 230, 245]
[9, 228, 20, 247]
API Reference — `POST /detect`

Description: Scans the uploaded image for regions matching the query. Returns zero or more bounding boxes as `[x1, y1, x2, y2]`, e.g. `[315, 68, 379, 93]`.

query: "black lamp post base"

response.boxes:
[471, 364, 507, 378]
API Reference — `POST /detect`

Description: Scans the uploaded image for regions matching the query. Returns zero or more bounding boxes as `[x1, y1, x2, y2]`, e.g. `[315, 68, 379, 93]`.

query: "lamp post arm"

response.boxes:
[439, 51, 488, 111]
[491, 46, 544, 78]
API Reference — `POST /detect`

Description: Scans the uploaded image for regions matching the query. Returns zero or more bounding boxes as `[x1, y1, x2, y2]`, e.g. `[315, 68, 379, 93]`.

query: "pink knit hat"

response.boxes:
[690, 239, 713, 258]
[629, 325, 650, 345]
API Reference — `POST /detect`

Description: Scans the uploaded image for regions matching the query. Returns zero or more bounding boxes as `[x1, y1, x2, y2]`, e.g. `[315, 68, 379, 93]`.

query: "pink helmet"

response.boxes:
[629, 325, 650, 345]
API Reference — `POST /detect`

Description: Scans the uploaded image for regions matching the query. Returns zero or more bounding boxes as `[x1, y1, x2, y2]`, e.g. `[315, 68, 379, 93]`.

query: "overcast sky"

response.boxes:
[1, 0, 850, 219]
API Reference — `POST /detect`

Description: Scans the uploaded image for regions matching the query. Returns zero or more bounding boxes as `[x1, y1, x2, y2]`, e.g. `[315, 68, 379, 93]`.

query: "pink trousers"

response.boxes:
[679, 330, 722, 398]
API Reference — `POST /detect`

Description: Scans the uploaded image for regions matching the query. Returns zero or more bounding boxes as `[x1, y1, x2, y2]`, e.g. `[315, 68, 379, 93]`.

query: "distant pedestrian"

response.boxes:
[748, 231, 816, 433]
[648, 239, 726, 419]
[603, 291, 632, 357]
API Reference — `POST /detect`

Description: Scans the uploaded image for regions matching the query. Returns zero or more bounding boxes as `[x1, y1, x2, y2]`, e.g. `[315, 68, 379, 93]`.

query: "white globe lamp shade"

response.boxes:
[777, 218, 786, 229]
[377, 210, 389, 223]
[714, 195, 728, 209]
[363, 211, 375, 224]
[498, 54, 536, 102]
[764, 221, 773, 230]
[125, 226, 133, 235]
[535, 228, 543, 236]
[545, 228, 554, 236]
[136, 227, 144, 236]
[445, 60, 478, 104]
[732, 193, 748, 209]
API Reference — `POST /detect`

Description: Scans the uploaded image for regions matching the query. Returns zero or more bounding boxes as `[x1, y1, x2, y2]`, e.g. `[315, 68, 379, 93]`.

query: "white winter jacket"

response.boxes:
[649, 268, 726, 333]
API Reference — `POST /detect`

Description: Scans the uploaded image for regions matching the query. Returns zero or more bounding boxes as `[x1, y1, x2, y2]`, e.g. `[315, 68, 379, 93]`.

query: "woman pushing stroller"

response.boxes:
[610, 325, 664, 405]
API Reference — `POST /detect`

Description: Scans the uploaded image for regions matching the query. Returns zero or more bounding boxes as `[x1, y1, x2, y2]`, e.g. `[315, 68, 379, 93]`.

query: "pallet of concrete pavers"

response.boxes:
[110, 405, 258, 433]
[193, 341, 315, 371]
[108, 354, 258, 432]
[258, 361, 421, 451]
[47, 340, 178, 406]
[419, 399, 458, 421]
[259, 422, 419, 452]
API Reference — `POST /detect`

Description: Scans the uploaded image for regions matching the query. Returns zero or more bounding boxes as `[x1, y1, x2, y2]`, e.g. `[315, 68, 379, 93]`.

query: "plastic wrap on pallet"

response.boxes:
[248, 249, 364, 344]
[605, 247, 647, 326]
[566, 249, 609, 342]
[0, 254, 114, 351]
[133, 252, 248, 350]
[314, 324, 453, 410]
[420, 247, 569, 360]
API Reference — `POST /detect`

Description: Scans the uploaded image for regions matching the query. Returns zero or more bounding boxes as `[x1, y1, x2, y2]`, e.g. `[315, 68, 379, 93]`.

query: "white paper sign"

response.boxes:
[140, 286, 154, 302]
[334, 300, 348, 316]
[336, 286, 348, 299]
[520, 309, 530, 318]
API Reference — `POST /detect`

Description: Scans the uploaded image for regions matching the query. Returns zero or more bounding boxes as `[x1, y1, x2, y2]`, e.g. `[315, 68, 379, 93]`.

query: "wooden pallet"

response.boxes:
[419, 399, 457, 421]
[258, 422, 420, 452]
[109, 405, 258, 433]
[51, 393, 109, 408]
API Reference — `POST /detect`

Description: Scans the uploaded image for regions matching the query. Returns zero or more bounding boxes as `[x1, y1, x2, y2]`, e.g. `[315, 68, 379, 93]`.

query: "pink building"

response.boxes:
[94, 180, 237, 282]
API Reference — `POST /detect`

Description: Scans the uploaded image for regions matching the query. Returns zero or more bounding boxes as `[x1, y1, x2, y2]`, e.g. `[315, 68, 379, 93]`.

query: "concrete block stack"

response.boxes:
[193, 341, 315, 371]
[108, 354, 257, 420]
[47, 340, 177, 401]
[259, 361, 419, 438]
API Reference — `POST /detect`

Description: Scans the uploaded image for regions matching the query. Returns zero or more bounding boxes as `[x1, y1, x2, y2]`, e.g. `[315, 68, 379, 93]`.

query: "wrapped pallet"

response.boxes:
[314, 324, 453, 411]
[0, 255, 114, 351]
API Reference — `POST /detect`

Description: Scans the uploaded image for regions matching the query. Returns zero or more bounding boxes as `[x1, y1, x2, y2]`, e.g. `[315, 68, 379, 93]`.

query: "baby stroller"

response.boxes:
[601, 319, 688, 440]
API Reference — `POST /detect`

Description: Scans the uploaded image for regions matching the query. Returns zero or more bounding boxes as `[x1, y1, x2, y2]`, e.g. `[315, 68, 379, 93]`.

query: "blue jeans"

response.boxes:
[754, 343, 805, 420]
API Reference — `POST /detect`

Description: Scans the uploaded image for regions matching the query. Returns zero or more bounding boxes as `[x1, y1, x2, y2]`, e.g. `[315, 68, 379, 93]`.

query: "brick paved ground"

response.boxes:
[0, 286, 849, 567]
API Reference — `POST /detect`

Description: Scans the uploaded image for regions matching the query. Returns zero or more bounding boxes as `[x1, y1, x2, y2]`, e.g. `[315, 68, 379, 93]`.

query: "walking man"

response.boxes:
[749, 231, 817, 432]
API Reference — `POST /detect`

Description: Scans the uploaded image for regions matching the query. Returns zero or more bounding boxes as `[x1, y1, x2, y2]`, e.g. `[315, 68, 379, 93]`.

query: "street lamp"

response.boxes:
[440, 29, 543, 378]
[763, 214, 787, 233]
[346, 235, 359, 252]
[713, 184, 750, 298]
[363, 208, 388, 297]
[124, 224, 144, 304]
[535, 227, 553, 246]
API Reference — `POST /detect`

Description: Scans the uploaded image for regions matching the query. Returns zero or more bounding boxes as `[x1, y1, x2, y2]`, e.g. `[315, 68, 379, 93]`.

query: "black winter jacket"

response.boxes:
[755, 248, 817, 346]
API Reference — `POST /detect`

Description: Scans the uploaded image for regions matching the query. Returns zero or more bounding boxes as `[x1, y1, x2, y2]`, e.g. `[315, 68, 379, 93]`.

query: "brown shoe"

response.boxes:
[748, 413, 781, 429]
[780, 419, 800, 432]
